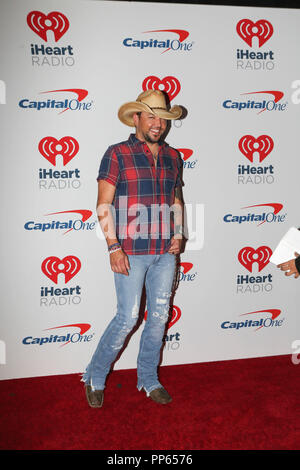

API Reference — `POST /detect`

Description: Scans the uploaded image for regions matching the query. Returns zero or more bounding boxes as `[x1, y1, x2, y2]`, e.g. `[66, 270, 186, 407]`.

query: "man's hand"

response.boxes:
[277, 252, 300, 279]
[168, 236, 182, 255]
[110, 249, 130, 275]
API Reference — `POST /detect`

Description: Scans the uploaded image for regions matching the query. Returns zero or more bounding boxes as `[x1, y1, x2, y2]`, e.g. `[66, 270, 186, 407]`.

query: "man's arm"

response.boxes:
[174, 186, 184, 237]
[168, 186, 184, 255]
[97, 180, 130, 275]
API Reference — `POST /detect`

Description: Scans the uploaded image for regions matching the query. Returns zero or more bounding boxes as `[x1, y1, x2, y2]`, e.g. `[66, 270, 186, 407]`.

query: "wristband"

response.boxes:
[109, 247, 121, 255]
[108, 242, 120, 251]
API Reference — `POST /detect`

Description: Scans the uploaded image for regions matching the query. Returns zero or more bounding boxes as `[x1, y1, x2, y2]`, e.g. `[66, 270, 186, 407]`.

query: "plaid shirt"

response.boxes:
[97, 133, 183, 255]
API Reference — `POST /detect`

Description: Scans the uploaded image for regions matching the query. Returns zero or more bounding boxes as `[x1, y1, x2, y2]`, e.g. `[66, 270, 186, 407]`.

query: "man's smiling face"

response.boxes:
[134, 111, 167, 144]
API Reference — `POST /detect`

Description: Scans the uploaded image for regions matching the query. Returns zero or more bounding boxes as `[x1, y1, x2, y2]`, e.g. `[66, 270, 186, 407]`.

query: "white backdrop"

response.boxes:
[1, 0, 299, 381]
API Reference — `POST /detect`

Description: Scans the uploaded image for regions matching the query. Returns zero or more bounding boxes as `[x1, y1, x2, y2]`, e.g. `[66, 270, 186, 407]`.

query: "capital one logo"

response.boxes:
[143, 29, 190, 53]
[142, 76, 181, 101]
[22, 323, 93, 347]
[236, 19, 273, 47]
[178, 262, 198, 282]
[238, 135, 274, 163]
[177, 149, 193, 161]
[238, 246, 272, 272]
[19, 89, 92, 114]
[144, 305, 181, 328]
[123, 29, 193, 53]
[24, 209, 94, 234]
[224, 203, 285, 226]
[177, 148, 197, 170]
[41, 256, 81, 283]
[27, 11, 69, 41]
[223, 90, 286, 114]
[180, 262, 193, 274]
[222, 309, 283, 332]
[39, 136, 79, 166]
[240, 309, 281, 331]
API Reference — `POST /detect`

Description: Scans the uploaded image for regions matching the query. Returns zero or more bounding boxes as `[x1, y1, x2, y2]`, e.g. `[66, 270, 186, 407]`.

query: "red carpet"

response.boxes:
[1, 355, 300, 450]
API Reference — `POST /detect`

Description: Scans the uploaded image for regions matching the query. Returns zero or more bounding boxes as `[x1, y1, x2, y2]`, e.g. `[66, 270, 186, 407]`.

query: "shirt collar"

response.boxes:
[128, 133, 167, 149]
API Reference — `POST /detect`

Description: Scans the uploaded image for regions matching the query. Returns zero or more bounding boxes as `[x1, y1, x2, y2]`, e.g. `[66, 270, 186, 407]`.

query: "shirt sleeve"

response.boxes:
[97, 146, 120, 186]
[175, 151, 184, 188]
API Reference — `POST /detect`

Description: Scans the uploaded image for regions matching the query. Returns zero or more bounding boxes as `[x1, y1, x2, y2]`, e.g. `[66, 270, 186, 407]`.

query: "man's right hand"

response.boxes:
[110, 249, 130, 275]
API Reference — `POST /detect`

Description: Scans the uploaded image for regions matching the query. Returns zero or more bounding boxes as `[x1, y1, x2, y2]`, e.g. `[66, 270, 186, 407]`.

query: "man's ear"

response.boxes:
[132, 112, 139, 127]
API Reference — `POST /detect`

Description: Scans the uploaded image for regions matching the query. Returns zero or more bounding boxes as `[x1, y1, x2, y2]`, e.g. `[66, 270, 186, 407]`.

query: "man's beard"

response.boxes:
[144, 131, 163, 144]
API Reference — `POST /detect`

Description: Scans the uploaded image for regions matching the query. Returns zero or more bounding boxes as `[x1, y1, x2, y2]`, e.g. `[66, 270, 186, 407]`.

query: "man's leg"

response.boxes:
[82, 255, 148, 393]
[137, 252, 176, 399]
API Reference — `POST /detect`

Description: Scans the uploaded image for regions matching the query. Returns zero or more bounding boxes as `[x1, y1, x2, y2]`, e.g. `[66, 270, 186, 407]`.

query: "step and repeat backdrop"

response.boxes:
[1, 0, 300, 380]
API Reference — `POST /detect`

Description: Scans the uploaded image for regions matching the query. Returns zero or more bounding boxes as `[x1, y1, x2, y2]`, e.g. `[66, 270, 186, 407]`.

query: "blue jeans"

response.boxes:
[82, 252, 176, 394]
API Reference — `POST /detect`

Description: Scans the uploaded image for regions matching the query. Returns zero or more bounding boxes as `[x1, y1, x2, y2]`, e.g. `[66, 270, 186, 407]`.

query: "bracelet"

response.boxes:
[109, 247, 121, 254]
[108, 242, 120, 251]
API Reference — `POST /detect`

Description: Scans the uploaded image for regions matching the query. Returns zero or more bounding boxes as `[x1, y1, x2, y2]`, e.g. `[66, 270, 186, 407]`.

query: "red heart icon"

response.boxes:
[142, 76, 181, 101]
[238, 246, 272, 273]
[27, 11, 69, 42]
[41, 255, 81, 284]
[236, 19, 273, 47]
[238, 135, 274, 163]
[168, 305, 181, 328]
[144, 305, 181, 329]
[38, 136, 79, 166]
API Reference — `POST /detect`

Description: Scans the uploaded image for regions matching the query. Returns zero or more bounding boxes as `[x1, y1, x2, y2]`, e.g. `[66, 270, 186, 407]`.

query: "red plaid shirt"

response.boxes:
[97, 134, 183, 255]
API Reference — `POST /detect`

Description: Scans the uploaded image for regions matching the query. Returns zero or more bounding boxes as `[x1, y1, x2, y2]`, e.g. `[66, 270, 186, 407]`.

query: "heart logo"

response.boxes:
[144, 305, 181, 329]
[27, 11, 69, 42]
[38, 136, 79, 166]
[168, 305, 181, 328]
[238, 135, 274, 163]
[236, 19, 273, 48]
[142, 76, 181, 101]
[238, 246, 272, 272]
[41, 255, 81, 284]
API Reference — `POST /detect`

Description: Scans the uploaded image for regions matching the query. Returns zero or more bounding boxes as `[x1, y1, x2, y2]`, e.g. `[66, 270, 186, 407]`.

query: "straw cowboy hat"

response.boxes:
[118, 89, 182, 126]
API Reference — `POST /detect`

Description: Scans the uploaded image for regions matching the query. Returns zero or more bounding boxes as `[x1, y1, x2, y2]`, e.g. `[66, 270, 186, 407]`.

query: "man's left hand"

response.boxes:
[168, 236, 182, 255]
[277, 252, 300, 279]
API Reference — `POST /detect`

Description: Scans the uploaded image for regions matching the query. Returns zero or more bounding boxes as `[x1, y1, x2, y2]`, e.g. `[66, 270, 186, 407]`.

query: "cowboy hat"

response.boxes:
[118, 89, 182, 126]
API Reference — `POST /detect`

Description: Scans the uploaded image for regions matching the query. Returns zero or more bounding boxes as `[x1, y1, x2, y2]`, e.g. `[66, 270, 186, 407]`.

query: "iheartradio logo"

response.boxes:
[144, 305, 181, 329]
[237, 135, 275, 186]
[238, 246, 272, 273]
[238, 135, 274, 163]
[236, 19, 273, 47]
[27, 11, 69, 42]
[41, 255, 81, 283]
[168, 305, 181, 328]
[39, 136, 79, 166]
[142, 76, 181, 101]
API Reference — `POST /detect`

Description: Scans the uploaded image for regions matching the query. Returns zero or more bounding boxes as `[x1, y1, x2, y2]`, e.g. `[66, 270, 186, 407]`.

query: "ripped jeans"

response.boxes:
[82, 252, 176, 394]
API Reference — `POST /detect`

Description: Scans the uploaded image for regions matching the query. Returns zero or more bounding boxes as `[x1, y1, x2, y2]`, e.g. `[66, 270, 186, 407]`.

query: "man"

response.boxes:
[82, 89, 184, 407]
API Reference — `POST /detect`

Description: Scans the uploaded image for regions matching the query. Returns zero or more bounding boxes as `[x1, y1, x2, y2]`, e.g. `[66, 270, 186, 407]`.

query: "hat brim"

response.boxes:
[118, 101, 182, 127]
